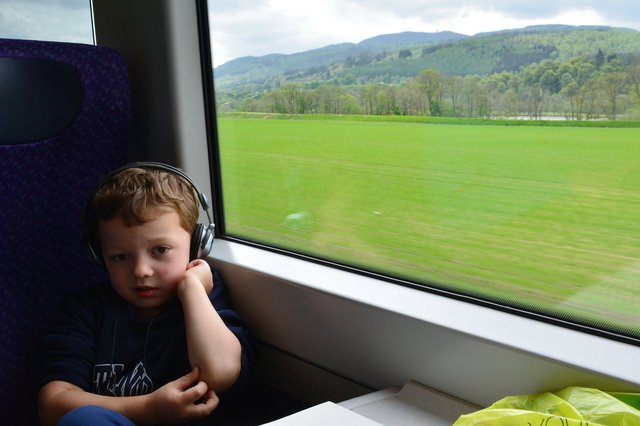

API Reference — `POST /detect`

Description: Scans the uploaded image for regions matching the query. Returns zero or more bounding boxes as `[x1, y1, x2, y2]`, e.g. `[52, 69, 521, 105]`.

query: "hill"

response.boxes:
[214, 25, 640, 93]
[214, 31, 468, 90]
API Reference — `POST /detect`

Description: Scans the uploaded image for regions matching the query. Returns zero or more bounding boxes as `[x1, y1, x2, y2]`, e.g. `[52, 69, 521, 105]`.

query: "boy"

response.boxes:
[37, 164, 252, 425]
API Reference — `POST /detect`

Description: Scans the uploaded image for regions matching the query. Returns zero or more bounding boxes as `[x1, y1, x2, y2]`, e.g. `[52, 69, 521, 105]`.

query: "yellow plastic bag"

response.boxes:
[453, 386, 640, 426]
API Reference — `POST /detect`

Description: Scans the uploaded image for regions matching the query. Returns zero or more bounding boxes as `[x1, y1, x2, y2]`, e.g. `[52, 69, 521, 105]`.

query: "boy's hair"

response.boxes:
[85, 166, 200, 249]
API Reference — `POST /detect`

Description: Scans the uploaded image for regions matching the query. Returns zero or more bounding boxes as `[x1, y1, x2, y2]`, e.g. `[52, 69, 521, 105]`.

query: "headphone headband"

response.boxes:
[84, 161, 215, 264]
[101, 162, 213, 222]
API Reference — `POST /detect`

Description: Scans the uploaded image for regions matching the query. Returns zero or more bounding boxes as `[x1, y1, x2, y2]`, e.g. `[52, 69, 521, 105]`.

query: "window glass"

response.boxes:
[206, 0, 640, 342]
[0, 0, 93, 44]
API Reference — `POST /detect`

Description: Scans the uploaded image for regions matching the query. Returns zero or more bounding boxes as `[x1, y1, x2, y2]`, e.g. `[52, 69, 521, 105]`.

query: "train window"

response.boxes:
[204, 1, 640, 343]
[0, 0, 93, 44]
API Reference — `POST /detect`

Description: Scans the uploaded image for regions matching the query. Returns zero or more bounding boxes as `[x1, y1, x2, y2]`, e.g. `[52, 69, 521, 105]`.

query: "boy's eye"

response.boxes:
[152, 246, 171, 256]
[107, 254, 127, 262]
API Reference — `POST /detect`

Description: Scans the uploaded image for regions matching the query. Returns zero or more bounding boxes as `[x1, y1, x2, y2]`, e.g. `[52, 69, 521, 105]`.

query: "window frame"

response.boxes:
[198, 0, 640, 349]
[196, 0, 640, 404]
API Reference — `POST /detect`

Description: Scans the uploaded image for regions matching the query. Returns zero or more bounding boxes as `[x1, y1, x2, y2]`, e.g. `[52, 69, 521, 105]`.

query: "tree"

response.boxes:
[361, 84, 378, 115]
[540, 69, 561, 94]
[503, 88, 519, 118]
[446, 76, 464, 117]
[462, 75, 491, 118]
[338, 93, 363, 114]
[345, 56, 355, 67]
[415, 69, 444, 116]
[280, 83, 308, 114]
[360, 83, 398, 115]
[314, 84, 345, 114]
[599, 72, 627, 119]
[627, 63, 640, 103]
[579, 78, 600, 119]
[399, 49, 412, 59]
[560, 81, 580, 119]
[522, 85, 544, 119]
[397, 84, 422, 116]
[595, 49, 605, 69]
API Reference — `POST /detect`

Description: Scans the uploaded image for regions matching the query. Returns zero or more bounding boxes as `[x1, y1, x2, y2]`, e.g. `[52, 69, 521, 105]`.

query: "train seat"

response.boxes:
[0, 38, 130, 424]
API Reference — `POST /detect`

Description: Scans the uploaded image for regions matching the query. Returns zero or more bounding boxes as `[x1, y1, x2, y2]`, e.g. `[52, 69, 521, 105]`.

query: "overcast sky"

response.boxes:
[0, 1, 637, 68]
[208, 0, 640, 67]
[0, 0, 93, 44]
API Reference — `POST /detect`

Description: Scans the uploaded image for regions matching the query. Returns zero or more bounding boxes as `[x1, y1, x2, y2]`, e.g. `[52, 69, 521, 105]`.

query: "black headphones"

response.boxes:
[85, 162, 215, 264]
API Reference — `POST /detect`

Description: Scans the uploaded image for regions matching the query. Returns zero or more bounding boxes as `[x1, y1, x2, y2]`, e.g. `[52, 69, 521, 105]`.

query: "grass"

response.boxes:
[217, 115, 640, 336]
[221, 111, 640, 128]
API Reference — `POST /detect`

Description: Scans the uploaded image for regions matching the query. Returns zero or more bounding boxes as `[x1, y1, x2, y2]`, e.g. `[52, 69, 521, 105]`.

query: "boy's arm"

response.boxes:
[38, 367, 217, 426]
[177, 260, 243, 392]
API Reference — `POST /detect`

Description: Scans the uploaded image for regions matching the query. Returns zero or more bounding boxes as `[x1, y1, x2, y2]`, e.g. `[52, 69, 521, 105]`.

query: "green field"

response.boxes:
[217, 115, 640, 336]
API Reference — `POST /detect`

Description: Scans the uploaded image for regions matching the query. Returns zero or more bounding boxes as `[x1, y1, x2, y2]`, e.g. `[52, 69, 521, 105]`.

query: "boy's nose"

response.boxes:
[133, 256, 153, 278]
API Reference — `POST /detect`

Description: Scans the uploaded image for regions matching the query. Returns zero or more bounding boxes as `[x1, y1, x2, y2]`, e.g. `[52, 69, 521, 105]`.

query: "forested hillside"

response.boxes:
[214, 31, 468, 89]
[214, 25, 640, 120]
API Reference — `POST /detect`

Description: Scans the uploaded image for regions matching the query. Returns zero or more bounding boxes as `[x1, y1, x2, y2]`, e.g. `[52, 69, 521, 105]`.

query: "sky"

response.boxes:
[0, 0, 93, 44]
[0, 1, 638, 67]
[208, 0, 640, 67]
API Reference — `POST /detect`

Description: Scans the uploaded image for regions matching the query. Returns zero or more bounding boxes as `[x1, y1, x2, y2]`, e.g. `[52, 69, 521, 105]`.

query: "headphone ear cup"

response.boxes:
[190, 222, 214, 260]
[86, 236, 104, 266]
[199, 223, 214, 259]
[190, 223, 204, 261]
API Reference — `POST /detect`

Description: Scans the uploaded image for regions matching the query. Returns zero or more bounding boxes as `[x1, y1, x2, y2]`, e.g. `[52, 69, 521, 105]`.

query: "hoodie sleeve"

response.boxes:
[209, 268, 254, 392]
[37, 285, 104, 391]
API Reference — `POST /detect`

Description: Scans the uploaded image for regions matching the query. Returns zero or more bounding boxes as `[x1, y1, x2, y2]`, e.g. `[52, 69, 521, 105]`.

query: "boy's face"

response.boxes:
[99, 210, 191, 319]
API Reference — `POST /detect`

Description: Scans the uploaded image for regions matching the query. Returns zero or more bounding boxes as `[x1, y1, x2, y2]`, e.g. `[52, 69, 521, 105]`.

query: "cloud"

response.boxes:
[208, 0, 639, 66]
[334, 0, 638, 23]
[481, 0, 639, 22]
[0, 0, 92, 43]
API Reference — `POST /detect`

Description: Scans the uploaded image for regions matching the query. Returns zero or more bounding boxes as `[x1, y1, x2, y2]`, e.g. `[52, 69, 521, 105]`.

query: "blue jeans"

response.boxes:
[57, 405, 136, 426]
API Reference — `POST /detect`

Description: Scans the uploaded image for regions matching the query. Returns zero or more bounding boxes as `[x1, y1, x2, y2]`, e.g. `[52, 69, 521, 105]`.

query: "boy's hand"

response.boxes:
[179, 259, 213, 296]
[145, 366, 218, 424]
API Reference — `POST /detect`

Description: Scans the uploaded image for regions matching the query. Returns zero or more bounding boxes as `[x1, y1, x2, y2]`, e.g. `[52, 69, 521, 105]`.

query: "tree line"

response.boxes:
[217, 51, 640, 120]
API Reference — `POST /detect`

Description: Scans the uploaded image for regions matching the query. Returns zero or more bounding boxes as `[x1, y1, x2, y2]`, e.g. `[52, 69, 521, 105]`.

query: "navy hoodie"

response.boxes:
[38, 270, 252, 424]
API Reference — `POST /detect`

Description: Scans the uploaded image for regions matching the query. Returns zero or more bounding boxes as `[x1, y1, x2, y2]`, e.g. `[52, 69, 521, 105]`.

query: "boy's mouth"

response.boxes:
[134, 286, 158, 298]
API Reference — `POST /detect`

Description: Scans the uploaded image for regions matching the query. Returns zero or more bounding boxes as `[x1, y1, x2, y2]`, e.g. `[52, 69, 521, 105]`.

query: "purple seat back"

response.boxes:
[0, 38, 130, 424]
